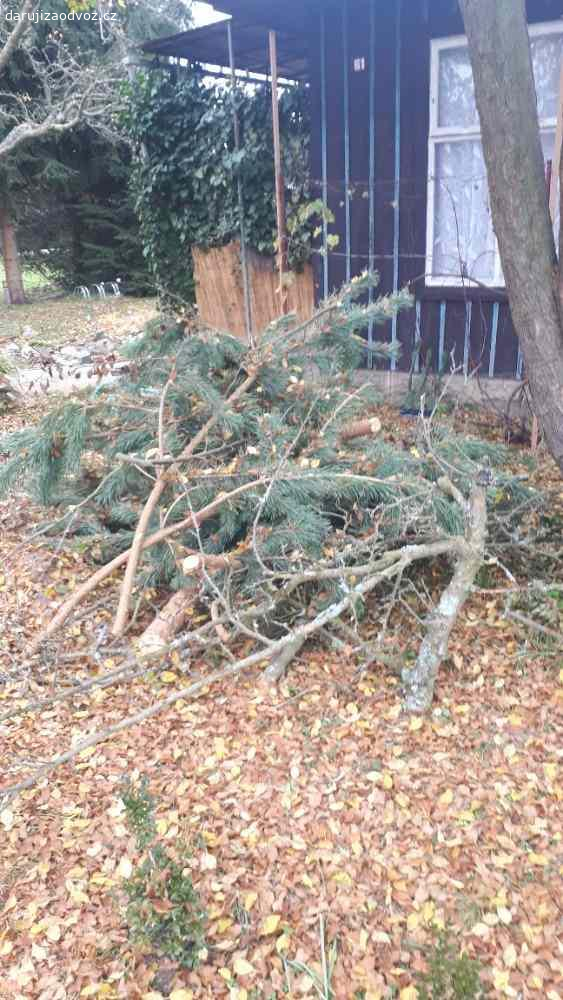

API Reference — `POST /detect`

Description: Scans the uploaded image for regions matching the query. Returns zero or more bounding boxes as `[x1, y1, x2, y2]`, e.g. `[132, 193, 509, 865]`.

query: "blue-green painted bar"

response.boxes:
[342, 0, 351, 283]
[391, 0, 402, 370]
[463, 301, 472, 376]
[320, 10, 329, 299]
[414, 299, 422, 373]
[488, 302, 500, 378]
[438, 300, 447, 371]
[367, 0, 376, 369]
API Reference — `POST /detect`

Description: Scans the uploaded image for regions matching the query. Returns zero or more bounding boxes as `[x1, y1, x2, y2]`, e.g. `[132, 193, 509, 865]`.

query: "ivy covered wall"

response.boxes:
[123, 69, 318, 307]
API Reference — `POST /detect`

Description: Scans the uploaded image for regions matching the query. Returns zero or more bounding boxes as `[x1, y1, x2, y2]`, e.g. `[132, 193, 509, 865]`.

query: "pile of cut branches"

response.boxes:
[0, 275, 544, 726]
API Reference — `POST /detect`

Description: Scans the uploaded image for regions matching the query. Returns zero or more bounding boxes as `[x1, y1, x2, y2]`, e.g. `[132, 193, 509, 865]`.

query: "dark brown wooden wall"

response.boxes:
[306, 0, 563, 377]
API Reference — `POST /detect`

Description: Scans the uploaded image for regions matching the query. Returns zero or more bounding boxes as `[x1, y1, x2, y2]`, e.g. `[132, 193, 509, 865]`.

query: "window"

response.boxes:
[426, 23, 563, 287]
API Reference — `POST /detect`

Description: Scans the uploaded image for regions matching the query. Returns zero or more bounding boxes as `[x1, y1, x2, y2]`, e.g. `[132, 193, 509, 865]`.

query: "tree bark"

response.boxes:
[460, 0, 563, 473]
[403, 480, 487, 713]
[262, 635, 306, 684]
[0, 197, 25, 305]
[0, 1, 38, 76]
[136, 587, 196, 660]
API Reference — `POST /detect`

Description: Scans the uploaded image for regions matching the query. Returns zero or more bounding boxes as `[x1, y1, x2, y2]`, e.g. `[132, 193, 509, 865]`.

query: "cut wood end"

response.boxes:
[182, 555, 203, 573]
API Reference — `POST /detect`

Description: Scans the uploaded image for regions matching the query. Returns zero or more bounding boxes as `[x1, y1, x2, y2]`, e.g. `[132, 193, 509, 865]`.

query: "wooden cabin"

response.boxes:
[143, 0, 563, 378]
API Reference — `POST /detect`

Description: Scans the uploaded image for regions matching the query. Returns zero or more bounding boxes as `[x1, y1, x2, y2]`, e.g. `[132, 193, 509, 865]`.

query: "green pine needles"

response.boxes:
[0, 274, 540, 659]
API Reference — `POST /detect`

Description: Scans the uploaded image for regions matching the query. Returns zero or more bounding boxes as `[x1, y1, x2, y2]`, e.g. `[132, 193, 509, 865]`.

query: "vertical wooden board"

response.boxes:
[348, 0, 371, 280]
[307, 6, 325, 303]
[441, 300, 467, 372]
[421, 299, 442, 371]
[492, 303, 519, 376]
[323, 0, 346, 295]
[399, 0, 430, 293]
[193, 244, 247, 338]
[193, 244, 314, 338]
[467, 298, 493, 376]
[372, 3, 397, 352]
[395, 303, 420, 373]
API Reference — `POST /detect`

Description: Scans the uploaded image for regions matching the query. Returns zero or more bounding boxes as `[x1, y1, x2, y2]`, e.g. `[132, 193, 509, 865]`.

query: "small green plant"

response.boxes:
[284, 915, 338, 1000]
[121, 776, 156, 849]
[120, 779, 206, 970]
[415, 925, 489, 999]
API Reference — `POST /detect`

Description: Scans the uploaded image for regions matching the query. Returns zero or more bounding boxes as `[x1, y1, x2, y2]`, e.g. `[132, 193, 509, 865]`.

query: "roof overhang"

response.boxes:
[141, 2, 310, 83]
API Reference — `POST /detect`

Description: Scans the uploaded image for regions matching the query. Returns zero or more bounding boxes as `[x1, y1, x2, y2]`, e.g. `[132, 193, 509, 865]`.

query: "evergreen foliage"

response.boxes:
[0, 275, 539, 650]
[16, 128, 154, 294]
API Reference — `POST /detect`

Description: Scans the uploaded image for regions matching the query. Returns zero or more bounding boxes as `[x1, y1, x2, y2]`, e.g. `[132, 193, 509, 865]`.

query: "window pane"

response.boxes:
[438, 46, 479, 129]
[432, 140, 496, 282]
[438, 31, 563, 131]
[531, 34, 563, 120]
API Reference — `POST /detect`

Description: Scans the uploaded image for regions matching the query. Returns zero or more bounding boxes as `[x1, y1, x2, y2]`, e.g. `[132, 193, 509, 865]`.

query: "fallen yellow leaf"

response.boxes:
[116, 857, 133, 879]
[332, 871, 353, 885]
[503, 943, 517, 969]
[493, 968, 511, 992]
[470, 922, 490, 938]
[232, 957, 255, 977]
[544, 763, 557, 782]
[276, 933, 290, 953]
[261, 914, 281, 935]
[216, 917, 233, 933]
[439, 789, 454, 806]
[160, 671, 177, 684]
[400, 987, 418, 1000]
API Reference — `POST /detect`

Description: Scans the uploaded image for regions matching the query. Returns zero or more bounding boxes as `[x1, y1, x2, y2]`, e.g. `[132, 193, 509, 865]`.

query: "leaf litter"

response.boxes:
[0, 382, 562, 999]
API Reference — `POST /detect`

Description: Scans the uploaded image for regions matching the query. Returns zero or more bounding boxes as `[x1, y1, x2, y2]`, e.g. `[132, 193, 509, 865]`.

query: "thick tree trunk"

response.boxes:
[403, 480, 487, 713]
[460, 0, 563, 473]
[0, 197, 25, 305]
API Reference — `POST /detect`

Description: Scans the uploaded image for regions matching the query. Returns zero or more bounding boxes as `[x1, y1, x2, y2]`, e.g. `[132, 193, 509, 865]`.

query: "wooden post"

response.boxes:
[227, 20, 253, 344]
[269, 30, 288, 314]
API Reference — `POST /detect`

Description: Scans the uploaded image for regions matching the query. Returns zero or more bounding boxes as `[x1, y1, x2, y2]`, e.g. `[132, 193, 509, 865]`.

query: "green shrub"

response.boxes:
[120, 779, 206, 969]
[415, 925, 489, 999]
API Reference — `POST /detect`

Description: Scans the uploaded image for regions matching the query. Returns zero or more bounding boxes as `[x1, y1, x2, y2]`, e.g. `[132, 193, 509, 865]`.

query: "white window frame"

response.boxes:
[426, 20, 563, 288]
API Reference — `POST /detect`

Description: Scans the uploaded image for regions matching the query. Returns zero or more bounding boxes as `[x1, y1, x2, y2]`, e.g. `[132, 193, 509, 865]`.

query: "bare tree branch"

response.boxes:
[0, 0, 39, 76]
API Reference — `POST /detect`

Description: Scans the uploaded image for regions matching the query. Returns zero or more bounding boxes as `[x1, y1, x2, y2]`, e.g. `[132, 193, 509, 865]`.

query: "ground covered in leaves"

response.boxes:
[0, 295, 157, 346]
[0, 384, 562, 999]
